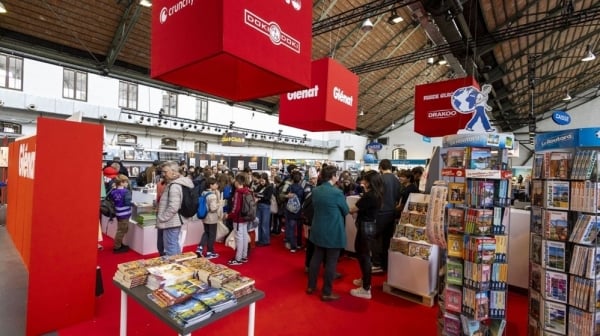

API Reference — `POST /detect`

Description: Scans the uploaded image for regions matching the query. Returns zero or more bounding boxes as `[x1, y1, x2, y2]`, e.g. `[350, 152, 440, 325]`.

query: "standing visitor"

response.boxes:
[226, 174, 253, 266]
[157, 161, 195, 256]
[110, 174, 132, 253]
[372, 159, 401, 273]
[348, 170, 384, 299]
[307, 165, 349, 301]
[255, 172, 274, 246]
[195, 177, 222, 259]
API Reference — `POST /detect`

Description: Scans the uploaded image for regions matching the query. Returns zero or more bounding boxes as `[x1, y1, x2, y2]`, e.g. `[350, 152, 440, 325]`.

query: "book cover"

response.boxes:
[444, 285, 462, 313]
[544, 270, 568, 303]
[546, 180, 570, 210]
[163, 278, 210, 302]
[530, 262, 543, 293]
[548, 152, 571, 179]
[544, 301, 566, 334]
[407, 242, 432, 259]
[447, 233, 464, 258]
[469, 147, 492, 170]
[544, 241, 566, 272]
[192, 287, 237, 312]
[529, 316, 541, 336]
[448, 182, 466, 204]
[529, 290, 542, 321]
[167, 298, 213, 325]
[531, 180, 544, 207]
[479, 181, 495, 208]
[544, 210, 569, 241]
[447, 208, 465, 233]
[533, 154, 544, 179]
[446, 259, 463, 286]
[531, 207, 543, 235]
[530, 234, 543, 265]
[443, 312, 462, 336]
[446, 148, 465, 168]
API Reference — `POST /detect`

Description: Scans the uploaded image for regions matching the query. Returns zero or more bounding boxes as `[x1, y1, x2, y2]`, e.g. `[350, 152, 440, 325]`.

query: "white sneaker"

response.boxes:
[350, 287, 372, 299]
[353, 278, 363, 287]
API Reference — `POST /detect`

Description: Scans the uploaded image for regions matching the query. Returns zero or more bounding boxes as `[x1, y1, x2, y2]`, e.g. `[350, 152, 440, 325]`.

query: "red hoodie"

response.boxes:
[229, 186, 251, 223]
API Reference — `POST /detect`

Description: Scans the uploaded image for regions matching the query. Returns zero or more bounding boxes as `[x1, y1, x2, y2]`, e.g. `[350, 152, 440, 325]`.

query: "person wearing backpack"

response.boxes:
[195, 177, 222, 259]
[284, 170, 304, 253]
[109, 174, 133, 253]
[254, 172, 274, 246]
[157, 161, 196, 256]
[225, 173, 254, 266]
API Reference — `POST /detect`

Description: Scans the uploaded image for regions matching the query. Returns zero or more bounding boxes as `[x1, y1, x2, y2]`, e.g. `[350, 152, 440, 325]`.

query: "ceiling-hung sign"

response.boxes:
[279, 57, 358, 131]
[221, 132, 246, 147]
[414, 76, 480, 137]
[366, 142, 383, 152]
[552, 110, 571, 125]
[151, 0, 312, 101]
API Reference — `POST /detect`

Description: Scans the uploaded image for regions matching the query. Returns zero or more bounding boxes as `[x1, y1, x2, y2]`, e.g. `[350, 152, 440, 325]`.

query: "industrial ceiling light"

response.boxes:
[359, 109, 364, 116]
[387, 10, 403, 25]
[562, 91, 572, 101]
[361, 18, 374, 32]
[438, 58, 448, 65]
[0, 2, 7, 14]
[427, 57, 435, 65]
[582, 45, 596, 62]
[139, 0, 152, 7]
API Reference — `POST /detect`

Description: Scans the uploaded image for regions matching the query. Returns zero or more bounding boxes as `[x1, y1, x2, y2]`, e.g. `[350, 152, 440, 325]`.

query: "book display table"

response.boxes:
[114, 281, 264, 336]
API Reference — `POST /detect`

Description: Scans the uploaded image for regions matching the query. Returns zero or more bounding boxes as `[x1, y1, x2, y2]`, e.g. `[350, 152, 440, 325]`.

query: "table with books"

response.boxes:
[113, 252, 265, 336]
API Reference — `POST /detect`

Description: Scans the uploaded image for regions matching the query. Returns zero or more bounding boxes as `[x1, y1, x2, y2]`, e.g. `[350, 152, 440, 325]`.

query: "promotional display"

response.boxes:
[6, 118, 103, 335]
[220, 132, 246, 147]
[151, 0, 312, 101]
[279, 57, 358, 131]
[414, 76, 480, 137]
[534, 128, 600, 151]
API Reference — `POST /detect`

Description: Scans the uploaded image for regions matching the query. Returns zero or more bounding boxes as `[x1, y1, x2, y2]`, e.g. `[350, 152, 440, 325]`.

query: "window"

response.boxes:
[117, 134, 137, 146]
[344, 149, 355, 160]
[194, 141, 207, 153]
[63, 69, 87, 101]
[392, 148, 407, 160]
[0, 121, 22, 134]
[0, 54, 23, 90]
[118, 82, 138, 109]
[161, 137, 178, 150]
[161, 92, 177, 116]
[195, 98, 208, 121]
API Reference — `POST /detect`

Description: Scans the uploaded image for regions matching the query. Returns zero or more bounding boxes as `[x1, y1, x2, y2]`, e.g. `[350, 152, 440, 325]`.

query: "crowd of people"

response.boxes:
[101, 157, 425, 301]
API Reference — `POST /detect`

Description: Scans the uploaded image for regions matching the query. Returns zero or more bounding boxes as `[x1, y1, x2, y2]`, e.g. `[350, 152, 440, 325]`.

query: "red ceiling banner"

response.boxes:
[413, 76, 480, 137]
[279, 57, 358, 131]
[151, 0, 312, 101]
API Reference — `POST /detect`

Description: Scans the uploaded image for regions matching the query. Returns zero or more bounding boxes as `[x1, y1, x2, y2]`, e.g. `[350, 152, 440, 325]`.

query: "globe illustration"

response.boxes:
[451, 86, 480, 113]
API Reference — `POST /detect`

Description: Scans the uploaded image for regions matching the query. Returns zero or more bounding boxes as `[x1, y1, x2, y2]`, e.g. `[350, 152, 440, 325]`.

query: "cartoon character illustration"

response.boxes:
[451, 84, 495, 133]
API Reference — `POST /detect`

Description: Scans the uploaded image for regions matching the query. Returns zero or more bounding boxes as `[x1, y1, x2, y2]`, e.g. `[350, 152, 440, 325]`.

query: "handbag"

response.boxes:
[360, 220, 377, 238]
[270, 194, 278, 214]
[225, 230, 236, 249]
[215, 219, 229, 243]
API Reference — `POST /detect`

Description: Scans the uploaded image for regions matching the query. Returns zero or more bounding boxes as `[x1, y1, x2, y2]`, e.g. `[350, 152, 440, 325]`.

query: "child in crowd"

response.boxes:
[109, 174, 132, 253]
[226, 174, 252, 266]
[196, 177, 222, 259]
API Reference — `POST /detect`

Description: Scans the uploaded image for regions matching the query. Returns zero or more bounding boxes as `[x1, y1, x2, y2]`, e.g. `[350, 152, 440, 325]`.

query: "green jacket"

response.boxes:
[309, 182, 349, 248]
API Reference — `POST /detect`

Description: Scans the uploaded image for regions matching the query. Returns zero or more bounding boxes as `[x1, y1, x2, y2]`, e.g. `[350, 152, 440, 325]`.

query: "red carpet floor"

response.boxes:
[58, 233, 528, 335]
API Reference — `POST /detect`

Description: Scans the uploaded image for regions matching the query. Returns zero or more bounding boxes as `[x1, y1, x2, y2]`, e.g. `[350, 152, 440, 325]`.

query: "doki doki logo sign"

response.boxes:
[19, 143, 35, 179]
[159, 0, 195, 24]
[244, 9, 300, 53]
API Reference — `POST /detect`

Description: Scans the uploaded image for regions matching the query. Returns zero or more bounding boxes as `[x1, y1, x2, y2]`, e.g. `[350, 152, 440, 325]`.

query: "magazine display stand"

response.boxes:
[528, 128, 600, 336]
[438, 133, 513, 336]
[387, 193, 440, 306]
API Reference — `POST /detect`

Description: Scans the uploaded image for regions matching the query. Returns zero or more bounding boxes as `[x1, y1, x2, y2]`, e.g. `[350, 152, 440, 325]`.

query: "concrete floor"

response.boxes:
[0, 225, 28, 335]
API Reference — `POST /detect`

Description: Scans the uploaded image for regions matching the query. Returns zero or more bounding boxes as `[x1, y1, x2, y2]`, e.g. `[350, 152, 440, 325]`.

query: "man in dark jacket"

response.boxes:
[372, 159, 401, 273]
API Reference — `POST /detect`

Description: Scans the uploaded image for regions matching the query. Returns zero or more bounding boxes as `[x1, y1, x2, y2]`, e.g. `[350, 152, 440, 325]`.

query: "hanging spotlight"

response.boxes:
[361, 18, 374, 32]
[582, 45, 596, 62]
[387, 9, 403, 25]
[562, 91, 572, 101]
[0, 2, 7, 14]
[438, 58, 448, 65]
[139, 0, 152, 7]
[359, 109, 364, 116]
[391, 121, 396, 128]
[427, 57, 435, 65]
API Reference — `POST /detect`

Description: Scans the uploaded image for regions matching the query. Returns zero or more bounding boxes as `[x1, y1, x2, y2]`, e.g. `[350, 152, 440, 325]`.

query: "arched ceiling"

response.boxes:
[0, 0, 598, 143]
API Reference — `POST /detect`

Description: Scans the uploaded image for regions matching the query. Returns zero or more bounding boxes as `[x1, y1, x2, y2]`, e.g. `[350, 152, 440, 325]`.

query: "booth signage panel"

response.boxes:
[414, 76, 479, 137]
[552, 110, 571, 125]
[221, 132, 246, 147]
[151, 0, 312, 101]
[534, 129, 579, 151]
[442, 133, 514, 150]
[366, 142, 383, 151]
[279, 57, 358, 131]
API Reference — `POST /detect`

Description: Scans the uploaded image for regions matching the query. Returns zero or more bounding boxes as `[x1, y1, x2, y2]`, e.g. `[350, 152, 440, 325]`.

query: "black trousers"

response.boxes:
[370, 211, 396, 270]
[355, 226, 373, 290]
[308, 246, 341, 296]
[199, 223, 217, 253]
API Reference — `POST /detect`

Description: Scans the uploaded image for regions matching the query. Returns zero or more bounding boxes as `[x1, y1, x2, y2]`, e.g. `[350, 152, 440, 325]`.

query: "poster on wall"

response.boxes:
[248, 161, 258, 170]
[0, 147, 8, 167]
[237, 160, 245, 170]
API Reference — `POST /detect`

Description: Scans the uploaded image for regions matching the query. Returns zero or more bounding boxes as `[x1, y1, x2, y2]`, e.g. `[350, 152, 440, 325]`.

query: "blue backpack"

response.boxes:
[196, 191, 212, 219]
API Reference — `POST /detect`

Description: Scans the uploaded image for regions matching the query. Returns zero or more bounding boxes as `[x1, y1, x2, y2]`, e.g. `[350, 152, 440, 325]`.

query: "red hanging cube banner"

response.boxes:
[151, 0, 312, 101]
[413, 76, 480, 137]
[279, 57, 358, 131]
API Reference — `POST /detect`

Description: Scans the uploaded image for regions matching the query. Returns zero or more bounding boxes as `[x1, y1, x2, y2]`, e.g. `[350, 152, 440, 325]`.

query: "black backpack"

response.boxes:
[136, 168, 147, 187]
[169, 184, 200, 218]
[301, 191, 314, 225]
[100, 190, 116, 219]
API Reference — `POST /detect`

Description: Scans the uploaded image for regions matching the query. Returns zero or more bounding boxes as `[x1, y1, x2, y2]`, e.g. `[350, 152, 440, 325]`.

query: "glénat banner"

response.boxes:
[279, 57, 358, 131]
[151, 0, 312, 101]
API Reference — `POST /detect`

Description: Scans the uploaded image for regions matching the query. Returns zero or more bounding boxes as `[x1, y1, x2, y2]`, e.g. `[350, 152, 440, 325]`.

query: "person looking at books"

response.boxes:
[157, 161, 195, 256]
[373, 159, 401, 273]
[398, 170, 419, 212]
[225, 173, 253, 266]
[307, 165, 349, 301]
[195, 177, 222, 259]
[348, 170, 384, 299]
[109, 174, 133, 253]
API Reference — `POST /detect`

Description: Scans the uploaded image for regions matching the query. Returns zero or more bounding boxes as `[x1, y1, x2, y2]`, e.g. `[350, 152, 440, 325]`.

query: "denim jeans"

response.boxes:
[234, 222, 249, 261]
[257, 203, 271, 245]
[156, 228, 165, 256]
[163, 226, 181, 256]
[285, 216, 299, 250]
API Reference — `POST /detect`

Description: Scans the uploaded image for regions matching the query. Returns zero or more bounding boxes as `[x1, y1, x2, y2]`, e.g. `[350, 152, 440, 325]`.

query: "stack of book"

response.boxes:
[167, 298, 213, 326]
[147, 278, 210, 308]
[221, 276, 256, 298]
[113, 267, 148, 288]
[146, 263, 196, 290]
[192, 287, 237, 313]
